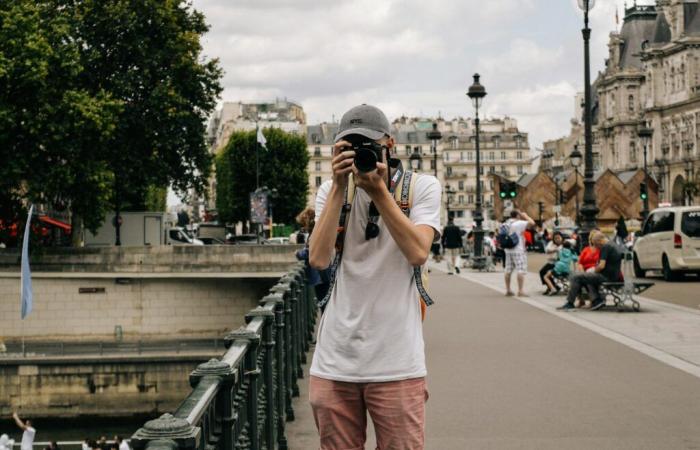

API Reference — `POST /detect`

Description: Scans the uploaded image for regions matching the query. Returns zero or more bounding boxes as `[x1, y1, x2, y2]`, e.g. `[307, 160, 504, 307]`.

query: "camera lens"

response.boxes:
[354, 148, 378, 173]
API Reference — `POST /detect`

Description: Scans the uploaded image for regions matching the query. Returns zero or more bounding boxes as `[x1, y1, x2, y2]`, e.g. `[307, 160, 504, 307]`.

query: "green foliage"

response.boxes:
[144, 186, 168, 212]
[0, 0, 222, 237]
[216, 128, 309, 225]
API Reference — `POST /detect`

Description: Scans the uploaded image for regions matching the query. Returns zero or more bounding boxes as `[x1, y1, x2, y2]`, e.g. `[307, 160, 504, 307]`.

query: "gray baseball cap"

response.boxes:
[334, 104, 391, 143]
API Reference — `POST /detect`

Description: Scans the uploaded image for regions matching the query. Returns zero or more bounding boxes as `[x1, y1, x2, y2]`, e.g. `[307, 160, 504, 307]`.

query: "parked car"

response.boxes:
[199, 237, 226, 245]
[633, 206, 700, 281]
[167, 226, 204, 245]
[227, 233, 259, 245]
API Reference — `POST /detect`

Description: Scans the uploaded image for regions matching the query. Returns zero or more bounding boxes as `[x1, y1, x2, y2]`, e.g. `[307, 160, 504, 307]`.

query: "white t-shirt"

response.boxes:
[119, 441, 130, 450]
[311, 174, 442, 382]
[504, 219, 529, 254]
[21, 427, 35, 450]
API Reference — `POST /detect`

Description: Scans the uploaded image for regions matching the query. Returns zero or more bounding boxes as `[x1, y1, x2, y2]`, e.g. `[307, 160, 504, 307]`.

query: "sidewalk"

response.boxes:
[432, 259, 700, 379]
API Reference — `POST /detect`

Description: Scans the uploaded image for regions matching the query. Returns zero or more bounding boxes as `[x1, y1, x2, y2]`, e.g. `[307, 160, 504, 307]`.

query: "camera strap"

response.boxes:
[318, 165, 435, 312]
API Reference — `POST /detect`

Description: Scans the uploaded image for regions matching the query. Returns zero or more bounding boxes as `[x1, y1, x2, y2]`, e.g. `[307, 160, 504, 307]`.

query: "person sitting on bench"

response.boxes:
[558, 231, 623, 311]
[543, 240, 577, 295]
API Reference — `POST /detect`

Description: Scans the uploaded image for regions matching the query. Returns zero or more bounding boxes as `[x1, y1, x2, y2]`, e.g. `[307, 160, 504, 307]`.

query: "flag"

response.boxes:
[20, 205, 34, 319]
[257, 126, 267, 150]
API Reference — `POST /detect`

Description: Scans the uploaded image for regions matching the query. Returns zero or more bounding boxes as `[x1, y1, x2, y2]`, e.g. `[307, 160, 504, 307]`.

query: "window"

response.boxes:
[479, 166, 484, 175]
[501, 151, 506, 160]
[405, 145, 411, 156]
[682, 211, 700, 237]
[458, 181, 464, 190]
[452, 137, 458, 149]
[455, 210, 464, 218]
[489, 166, 495, 173]
[460, 151, 465, 162]
[314, 147, 321, 157]
[416, 146, 423, 154]
[628, 95, 635, 113]
[447, 166, 453, 176]
[430, 159, 436, 170]
[516, 151, 523, 160]
[468, 194, 474, 204]
[517, 165, 524, 175]
[315, 161, 321, 171]
[493, 136, 501, 148]
[629, 141, 637, 163]
[467, 152, 473, 161]
[489, 152, 495, 161]
[489, 180, 494, 189]
[315, 176, 322, 187]
[651, 211, 675, 233]
[458, 195, 464, 204]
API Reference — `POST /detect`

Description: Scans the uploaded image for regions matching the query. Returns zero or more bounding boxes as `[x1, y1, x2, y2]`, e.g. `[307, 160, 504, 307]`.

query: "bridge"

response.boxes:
[4, 250, 700, 448]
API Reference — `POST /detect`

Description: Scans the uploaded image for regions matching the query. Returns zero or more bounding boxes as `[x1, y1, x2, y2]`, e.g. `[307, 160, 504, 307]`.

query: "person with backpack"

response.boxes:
[308, 104, 441, 449]
[498, 209, 535, 297]
[442, 218, 463, 274]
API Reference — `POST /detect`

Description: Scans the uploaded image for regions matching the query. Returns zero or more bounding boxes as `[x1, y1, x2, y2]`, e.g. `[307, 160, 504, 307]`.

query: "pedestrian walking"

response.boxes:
[309, 104, 440, 449]
[442, 218, 463, 274]
[12, 412, 36, 450]
[498, 210, 535, 297]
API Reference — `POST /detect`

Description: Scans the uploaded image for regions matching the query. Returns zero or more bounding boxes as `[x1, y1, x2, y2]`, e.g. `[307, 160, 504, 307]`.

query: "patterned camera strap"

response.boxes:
[318, 168, 434, 309]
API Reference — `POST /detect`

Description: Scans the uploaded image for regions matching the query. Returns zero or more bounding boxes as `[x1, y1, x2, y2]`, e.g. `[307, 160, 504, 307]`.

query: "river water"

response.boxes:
[0, 416, 154, 449]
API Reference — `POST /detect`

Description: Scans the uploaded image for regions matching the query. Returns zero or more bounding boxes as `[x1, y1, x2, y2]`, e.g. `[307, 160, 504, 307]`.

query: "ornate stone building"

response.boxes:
[595, 1, 700, 206]
[306, 116, 533, 227]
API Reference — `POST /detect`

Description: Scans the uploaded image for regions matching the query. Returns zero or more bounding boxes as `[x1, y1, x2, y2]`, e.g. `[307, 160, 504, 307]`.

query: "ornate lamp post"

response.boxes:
[577, 0, 599, 247]
[428, 122, 442, 178]
[467, 74, 487, 265]
[409, 148, 423, 172]
[637, 124, 653, 219]
[570, 145, 583, 227]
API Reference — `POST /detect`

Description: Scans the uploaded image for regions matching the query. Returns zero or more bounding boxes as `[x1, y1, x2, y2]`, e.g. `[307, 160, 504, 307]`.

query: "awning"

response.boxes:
[38, 215, 72, 234]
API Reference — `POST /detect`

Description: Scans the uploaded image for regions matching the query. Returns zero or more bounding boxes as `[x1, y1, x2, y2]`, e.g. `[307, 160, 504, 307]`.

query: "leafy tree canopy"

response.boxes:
[216, 128, 309, 225]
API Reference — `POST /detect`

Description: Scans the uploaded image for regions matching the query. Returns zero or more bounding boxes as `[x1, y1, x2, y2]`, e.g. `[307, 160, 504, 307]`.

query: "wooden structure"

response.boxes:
[491, 169, 659, 228]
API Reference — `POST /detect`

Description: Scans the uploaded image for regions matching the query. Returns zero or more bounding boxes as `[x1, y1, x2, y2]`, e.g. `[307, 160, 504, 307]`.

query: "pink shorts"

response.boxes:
[309, 375, 428, 450]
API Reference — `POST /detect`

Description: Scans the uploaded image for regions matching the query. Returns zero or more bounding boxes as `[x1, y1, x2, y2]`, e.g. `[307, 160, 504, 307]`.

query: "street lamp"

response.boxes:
[637, 124, 653, 219]
[577, 0, 599, 247]
[409, 148, 423, 172]
[570, 145, 583, 227]
[467, 73, 487, 266]
[428, 122, 442, 178]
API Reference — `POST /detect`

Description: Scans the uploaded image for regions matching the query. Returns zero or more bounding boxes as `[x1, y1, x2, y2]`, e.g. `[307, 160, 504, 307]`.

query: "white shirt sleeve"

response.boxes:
[314, 180, 333, 224]
[409, 175, 442, 240]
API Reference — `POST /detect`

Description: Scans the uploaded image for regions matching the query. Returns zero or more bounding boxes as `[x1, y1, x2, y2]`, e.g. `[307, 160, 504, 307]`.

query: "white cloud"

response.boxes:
[193, 0, 635, 148]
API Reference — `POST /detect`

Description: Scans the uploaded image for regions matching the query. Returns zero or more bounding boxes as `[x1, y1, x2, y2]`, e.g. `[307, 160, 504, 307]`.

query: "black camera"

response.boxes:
[346, 134, 384, 173]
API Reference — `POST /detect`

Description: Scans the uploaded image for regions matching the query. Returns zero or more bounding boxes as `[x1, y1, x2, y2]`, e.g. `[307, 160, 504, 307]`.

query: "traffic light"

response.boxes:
[500, 181, 517, 199]
[499, 181, 508, 199]
[640, 183, 648, 200]
[508, 182, 517, 198]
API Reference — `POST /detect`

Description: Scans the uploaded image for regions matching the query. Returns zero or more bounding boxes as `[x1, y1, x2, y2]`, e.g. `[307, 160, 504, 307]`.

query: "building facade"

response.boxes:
[594, 1, 700, 206]
[306, 116, 532, 228]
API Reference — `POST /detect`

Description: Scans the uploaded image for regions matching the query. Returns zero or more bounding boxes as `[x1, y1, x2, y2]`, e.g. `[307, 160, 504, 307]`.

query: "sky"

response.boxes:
[191, 0, 651, 151]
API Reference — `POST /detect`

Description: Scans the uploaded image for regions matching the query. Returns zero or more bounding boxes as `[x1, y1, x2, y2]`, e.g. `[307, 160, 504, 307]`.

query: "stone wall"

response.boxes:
[0, 276, 276, 341]
[0, 244, 300, 274]
[0, 356, 212, 418]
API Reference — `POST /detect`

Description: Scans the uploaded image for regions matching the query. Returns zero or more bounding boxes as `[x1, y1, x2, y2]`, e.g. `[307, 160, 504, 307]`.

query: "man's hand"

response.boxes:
[352, 162, 388, 198]
[331, 140, 355, 190]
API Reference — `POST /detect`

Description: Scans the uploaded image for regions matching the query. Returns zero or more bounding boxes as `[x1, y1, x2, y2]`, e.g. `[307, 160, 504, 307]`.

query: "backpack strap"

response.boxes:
[398, 171, 434, 308]
[317, 178, 353, 309]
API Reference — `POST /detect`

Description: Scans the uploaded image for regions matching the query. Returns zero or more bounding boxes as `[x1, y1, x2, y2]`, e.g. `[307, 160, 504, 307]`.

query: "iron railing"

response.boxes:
[130, 262, 316, 450]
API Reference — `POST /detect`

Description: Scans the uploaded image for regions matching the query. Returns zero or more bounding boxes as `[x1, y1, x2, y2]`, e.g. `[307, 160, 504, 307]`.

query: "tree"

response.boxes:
[0, 0, 120, 234]
[216, 128, 309, 225]
[70, 0, 223, 211]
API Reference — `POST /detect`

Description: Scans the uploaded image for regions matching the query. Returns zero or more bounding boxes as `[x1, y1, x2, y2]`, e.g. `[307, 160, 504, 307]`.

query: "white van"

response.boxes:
[633, 206, 700, 281]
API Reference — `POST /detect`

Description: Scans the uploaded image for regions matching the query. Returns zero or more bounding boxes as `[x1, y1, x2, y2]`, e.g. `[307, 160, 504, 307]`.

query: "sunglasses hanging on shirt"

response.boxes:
[364, 155, 403, 241]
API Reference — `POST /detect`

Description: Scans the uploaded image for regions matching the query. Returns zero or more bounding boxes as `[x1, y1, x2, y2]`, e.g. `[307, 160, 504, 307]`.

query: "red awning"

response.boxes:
[38, 215, 72, 234]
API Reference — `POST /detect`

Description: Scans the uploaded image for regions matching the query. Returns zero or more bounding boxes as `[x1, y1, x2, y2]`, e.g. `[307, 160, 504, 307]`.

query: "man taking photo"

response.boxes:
[309, 104, 441, 449]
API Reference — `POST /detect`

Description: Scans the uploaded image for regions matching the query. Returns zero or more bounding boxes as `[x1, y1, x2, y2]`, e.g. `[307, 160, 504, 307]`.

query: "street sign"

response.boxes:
[554, 205, 562, 213]
[249, 191, 269, 224]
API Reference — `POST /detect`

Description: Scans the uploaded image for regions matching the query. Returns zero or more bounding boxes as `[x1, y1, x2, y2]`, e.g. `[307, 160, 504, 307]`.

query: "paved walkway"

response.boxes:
[286, 264, 700, 449]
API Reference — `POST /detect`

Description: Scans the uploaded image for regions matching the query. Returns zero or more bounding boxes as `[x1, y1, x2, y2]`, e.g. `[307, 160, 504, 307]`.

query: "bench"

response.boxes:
[600, 281, 655, 312]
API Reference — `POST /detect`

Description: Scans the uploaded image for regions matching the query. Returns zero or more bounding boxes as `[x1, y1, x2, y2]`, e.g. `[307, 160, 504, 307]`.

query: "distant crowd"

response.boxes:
[3, 413, 129, 450]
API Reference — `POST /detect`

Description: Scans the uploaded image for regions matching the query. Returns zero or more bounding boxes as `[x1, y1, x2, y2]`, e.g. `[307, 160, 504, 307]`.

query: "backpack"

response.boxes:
[497, 222, 519, 250]
[319, 169, 433, 321]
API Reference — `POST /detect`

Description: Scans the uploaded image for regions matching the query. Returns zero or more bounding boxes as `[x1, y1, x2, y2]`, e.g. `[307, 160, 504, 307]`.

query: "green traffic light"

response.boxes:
[499, 192, 507, 199]
[640, 193, 648, 200]
[509, 191, 516, 198]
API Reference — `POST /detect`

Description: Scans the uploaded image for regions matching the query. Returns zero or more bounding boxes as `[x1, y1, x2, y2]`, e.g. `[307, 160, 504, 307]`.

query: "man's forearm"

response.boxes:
[372, 188, 431, 266]
[309, 186, 345, 269]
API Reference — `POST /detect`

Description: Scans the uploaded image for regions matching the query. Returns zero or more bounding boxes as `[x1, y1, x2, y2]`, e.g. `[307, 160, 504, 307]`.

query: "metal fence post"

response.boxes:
[131, 414, 199, 450]
[226, 326, 261, 450]
[189, 359, 236, 450]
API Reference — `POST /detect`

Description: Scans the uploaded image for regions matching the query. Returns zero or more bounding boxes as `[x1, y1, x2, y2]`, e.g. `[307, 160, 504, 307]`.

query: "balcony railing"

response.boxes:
[131, 263, 316, 450]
